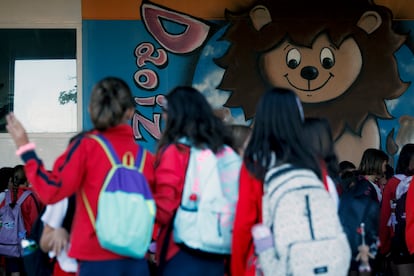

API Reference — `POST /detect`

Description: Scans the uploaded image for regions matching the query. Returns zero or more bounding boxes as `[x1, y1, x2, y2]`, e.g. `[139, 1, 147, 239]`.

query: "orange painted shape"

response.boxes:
[82, 0, 255, 20]
[82, 0, 414, 22]
[82, 0, 140, 20]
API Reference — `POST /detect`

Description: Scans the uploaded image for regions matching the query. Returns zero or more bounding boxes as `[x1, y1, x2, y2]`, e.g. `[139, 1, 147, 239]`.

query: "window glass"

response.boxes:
[14, 59, 77, 132]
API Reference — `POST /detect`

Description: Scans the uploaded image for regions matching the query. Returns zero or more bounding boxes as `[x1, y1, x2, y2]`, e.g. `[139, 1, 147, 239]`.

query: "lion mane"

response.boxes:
[216, 0, 409, 140]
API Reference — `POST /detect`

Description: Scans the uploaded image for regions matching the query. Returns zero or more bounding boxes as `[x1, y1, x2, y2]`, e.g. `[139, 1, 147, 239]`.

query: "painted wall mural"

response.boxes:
[82, 0, 414, 167]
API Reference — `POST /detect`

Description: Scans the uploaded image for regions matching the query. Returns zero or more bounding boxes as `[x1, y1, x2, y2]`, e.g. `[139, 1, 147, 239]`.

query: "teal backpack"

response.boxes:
[173, 138, 241, 254]
[82, 134, 156, 258]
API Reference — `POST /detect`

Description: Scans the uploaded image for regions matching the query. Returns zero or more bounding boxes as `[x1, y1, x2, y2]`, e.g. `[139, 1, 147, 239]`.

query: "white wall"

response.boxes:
[0, 0, 82, 169]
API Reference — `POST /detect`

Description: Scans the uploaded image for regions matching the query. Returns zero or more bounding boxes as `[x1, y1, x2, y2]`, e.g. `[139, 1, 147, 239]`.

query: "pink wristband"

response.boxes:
[15, 142, 36, 156]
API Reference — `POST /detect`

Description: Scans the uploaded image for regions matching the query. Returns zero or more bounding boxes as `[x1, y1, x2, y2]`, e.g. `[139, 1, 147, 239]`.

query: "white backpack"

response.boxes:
[257, 164, 351, 276]
[173, 138, 241, 254]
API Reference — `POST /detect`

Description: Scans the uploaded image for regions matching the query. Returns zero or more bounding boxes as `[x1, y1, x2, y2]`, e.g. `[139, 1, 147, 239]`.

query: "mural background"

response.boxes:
[82, 0, 414, 167]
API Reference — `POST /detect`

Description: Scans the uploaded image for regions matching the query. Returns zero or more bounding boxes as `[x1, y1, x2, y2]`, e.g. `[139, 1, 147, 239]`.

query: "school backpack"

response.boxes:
[173, 138, 242, 254]
[0, 189, 33, 257]
[81, 134, 156, 258]
[257, 164, 351, 276]
[391, 175, 412, 259]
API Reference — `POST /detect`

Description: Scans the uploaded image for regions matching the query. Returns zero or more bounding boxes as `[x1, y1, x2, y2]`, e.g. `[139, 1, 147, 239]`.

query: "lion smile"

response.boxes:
[284, 73, 334, 92]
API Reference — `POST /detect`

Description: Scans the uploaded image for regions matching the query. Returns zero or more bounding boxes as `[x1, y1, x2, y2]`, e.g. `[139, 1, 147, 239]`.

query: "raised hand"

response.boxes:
[6, 112, 30, 148]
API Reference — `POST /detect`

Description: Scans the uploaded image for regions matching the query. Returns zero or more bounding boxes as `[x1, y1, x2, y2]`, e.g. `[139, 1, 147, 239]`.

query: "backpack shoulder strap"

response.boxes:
[16, 190, 33, 206]
[89, 134, 145, 170]
[265, 164, 296, 187]
[81, 189, 96, 229]
[4, 190, 12, 205]
[88, 134, 120, 165]
[136, 147, 146, 173]
[394, 174, 406, 181]
[177, 137, 191, 146]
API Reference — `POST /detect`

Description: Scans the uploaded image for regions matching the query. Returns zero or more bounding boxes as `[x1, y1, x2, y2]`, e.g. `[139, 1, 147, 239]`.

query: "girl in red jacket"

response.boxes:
[0, 164, 42, 276]
[5, 77, 155, 276]
[231, 163, 263, 276]
[384, 144, 414, 275]
[152, 86, 234, 276]
[232, 87, 324, 276]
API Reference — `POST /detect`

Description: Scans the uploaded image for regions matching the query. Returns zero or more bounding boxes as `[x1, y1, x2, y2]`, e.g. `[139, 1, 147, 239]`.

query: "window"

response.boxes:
[0, 29, 77, 132]
[14, 59, 77, 132]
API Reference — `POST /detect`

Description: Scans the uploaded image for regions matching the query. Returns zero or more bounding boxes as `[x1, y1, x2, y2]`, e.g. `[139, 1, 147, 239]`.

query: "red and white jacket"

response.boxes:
[19, 124, 155, 261]
[405, 176, 414, 253]
[379, 175, 403, 254]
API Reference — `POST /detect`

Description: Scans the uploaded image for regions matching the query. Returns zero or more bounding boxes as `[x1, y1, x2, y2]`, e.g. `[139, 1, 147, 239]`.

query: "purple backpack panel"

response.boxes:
[0, 190, 32, 257]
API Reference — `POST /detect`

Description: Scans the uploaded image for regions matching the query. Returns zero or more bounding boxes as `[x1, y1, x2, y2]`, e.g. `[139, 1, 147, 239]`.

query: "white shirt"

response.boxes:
[41, 198, 77, 273]
[368, 180, 382, 203]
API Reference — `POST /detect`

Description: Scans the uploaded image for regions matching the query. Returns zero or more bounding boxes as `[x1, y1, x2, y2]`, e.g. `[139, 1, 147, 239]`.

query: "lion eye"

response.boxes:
[320, 47, 335, 69]
[286, 48, 301, 69]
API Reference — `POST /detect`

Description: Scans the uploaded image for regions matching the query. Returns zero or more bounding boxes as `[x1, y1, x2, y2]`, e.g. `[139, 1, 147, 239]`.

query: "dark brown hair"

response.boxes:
[89, 77, 134, 131]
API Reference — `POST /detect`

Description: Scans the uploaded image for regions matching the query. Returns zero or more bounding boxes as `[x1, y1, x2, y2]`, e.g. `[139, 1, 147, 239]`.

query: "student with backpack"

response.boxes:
[152, 86, 238, 276]
[338, 148, 386, 275]
[406, 172, 414, 265]
[231, 158, 263, 276]
[0, 167, 14, 275]
[237, 87, 351, 276]
[358, 148, 389, 203]
[379, 143, 414, 275]
[5, 77, 156, 276]
[0, 164, 42, 276]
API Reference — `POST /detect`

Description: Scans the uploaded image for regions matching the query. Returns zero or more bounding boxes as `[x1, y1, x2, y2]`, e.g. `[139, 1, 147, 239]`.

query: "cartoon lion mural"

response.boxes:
[216, 0, 410, 165]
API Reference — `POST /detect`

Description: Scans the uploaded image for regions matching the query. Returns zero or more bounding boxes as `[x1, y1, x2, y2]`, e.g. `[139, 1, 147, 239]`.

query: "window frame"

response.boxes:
[0, 23, 83, 137]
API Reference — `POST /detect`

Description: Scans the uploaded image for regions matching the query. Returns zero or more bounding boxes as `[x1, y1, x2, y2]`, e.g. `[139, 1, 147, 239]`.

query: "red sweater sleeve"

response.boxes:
[153, 145, 188, 226]
[378, 177, 399, 254]
[153, 144, 190, 261]
[406, 176, 414, 254]
[231, 163, 263, 276]
[22, 141, 87, 204]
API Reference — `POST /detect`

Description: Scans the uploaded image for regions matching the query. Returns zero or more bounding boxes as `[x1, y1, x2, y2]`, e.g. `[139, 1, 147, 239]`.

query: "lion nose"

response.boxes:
[301, 66, 319, 80]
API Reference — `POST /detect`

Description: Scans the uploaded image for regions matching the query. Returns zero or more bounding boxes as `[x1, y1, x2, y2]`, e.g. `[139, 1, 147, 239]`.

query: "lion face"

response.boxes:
[217, 1, 408, 140]
[263, 33, 362, 103]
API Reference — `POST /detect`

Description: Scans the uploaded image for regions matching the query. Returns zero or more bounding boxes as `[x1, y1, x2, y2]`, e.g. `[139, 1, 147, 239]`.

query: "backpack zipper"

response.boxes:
[305, 195, 315, 240]
[217, 213, 222, 237]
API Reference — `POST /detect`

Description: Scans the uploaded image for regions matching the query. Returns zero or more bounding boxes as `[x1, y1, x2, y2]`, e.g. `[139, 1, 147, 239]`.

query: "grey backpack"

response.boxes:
[257, 164, 351, 276]
[0, 190, 32, 257]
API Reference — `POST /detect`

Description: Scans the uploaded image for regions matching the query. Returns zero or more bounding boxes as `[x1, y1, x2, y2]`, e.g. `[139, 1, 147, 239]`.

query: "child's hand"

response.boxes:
[48, 227, 69, 256]
[6, 112, 30, 148]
